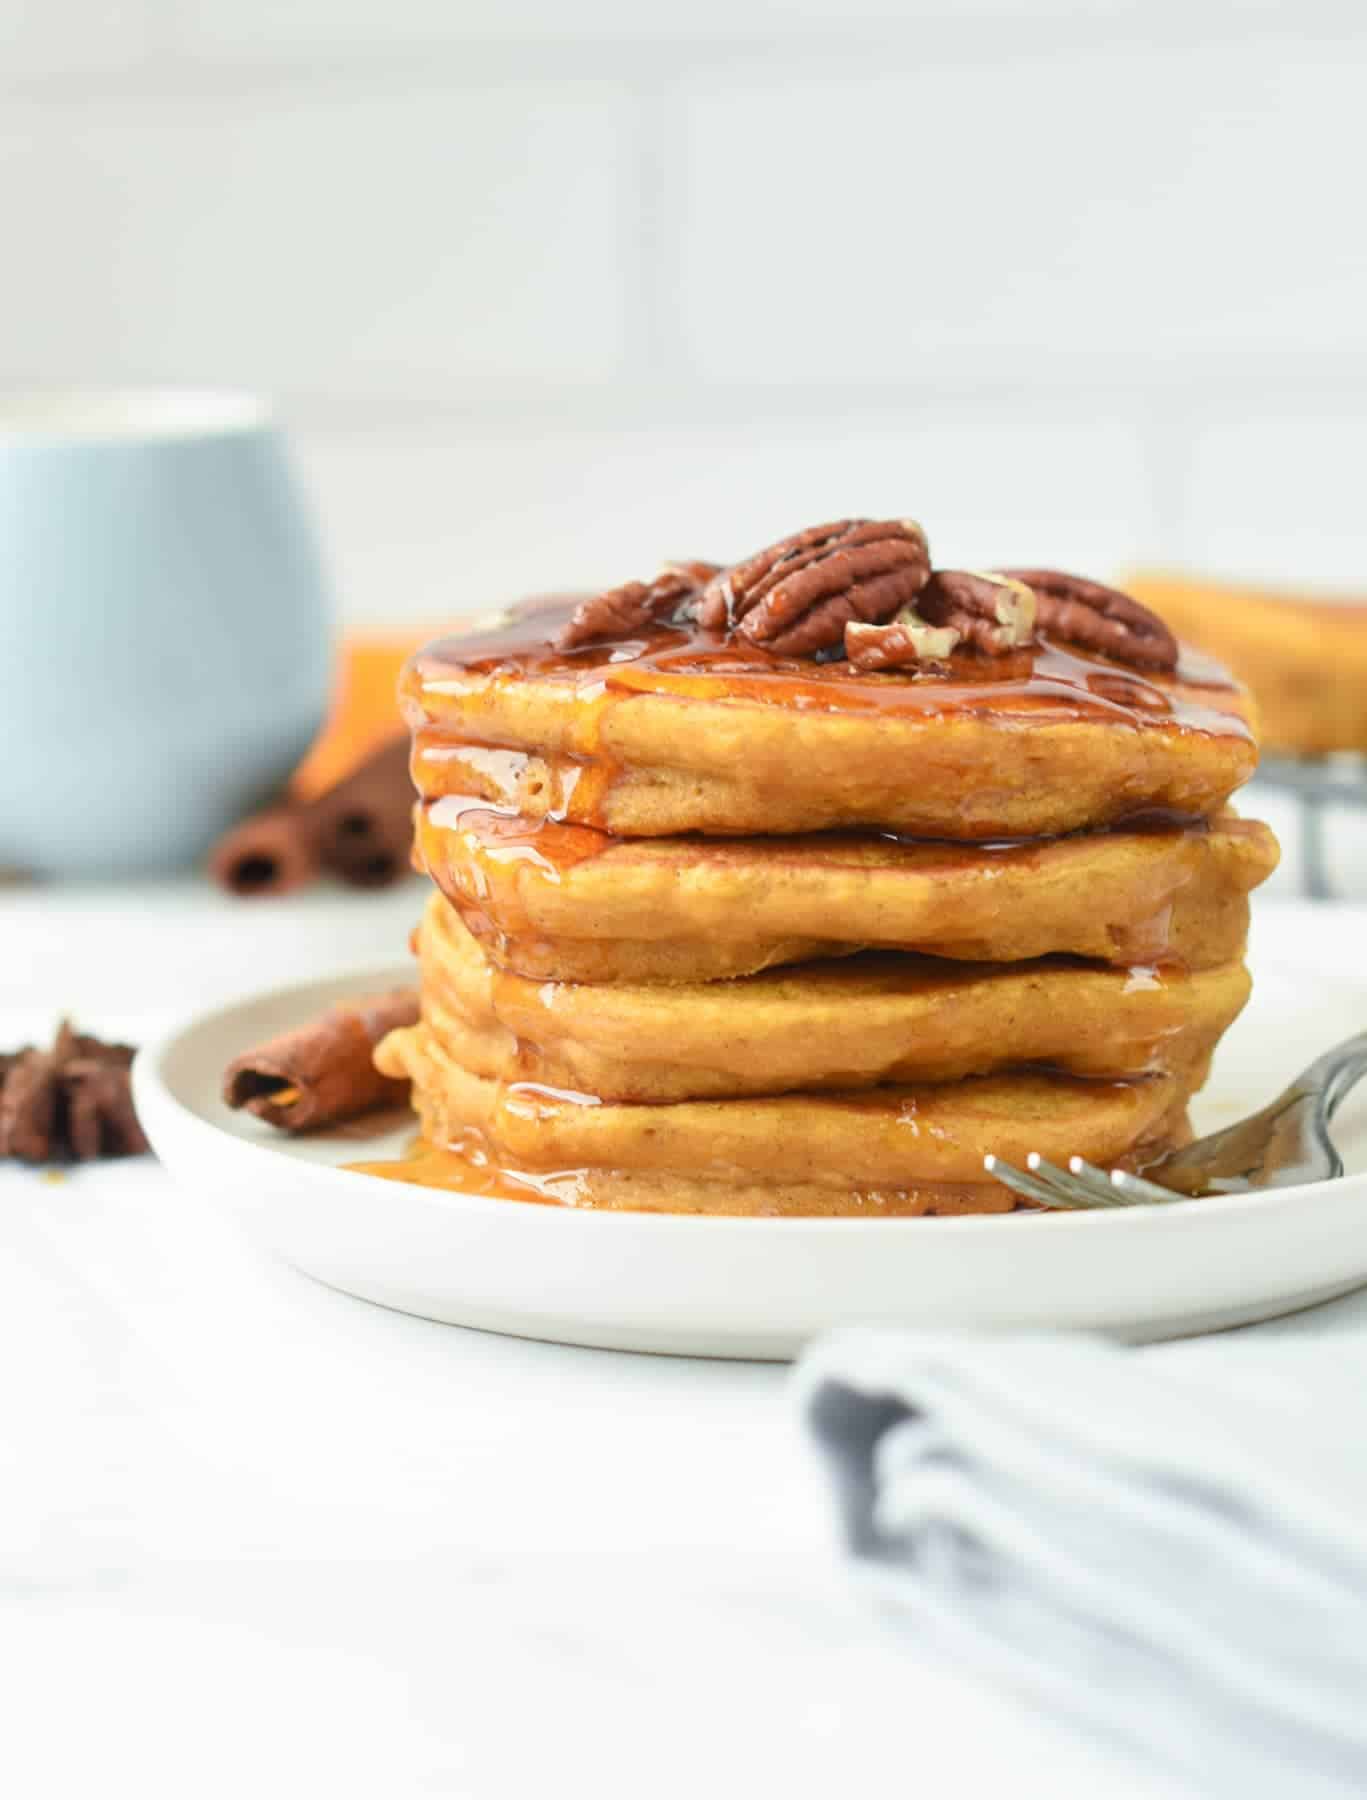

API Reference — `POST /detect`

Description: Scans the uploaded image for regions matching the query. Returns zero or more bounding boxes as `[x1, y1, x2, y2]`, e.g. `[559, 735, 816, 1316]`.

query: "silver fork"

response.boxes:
[985, 1029, 1367, 1210]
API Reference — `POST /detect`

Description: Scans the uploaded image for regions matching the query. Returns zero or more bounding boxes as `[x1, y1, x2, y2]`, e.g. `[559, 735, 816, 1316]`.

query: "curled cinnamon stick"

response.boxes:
[310, 738, 415, 889]
[208, 735, 415, 898]
[223, 988, 419, 1132]
[1, 1021, 149, 1163]
[208, 805, 322, 899]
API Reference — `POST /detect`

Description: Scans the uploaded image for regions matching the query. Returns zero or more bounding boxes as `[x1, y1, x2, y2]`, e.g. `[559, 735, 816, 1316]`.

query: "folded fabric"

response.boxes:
[798, 1297, 1367, 1800]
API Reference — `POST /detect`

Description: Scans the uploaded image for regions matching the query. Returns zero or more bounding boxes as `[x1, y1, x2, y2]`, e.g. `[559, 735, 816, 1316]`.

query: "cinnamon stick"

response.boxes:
[0, 1022, 148, 1163]
[310, 737, 415, 889]
[223, 988, 419, 1132]
[208, 805, 322, 898]
[208, 734, 415, 898]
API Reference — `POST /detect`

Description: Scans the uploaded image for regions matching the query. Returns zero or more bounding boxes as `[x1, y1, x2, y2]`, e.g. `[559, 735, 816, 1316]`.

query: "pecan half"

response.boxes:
[698, 519, 931, 658]
[995, 568, 1178, 672]
[916, 570, 1037, 655]
[556, 560, 720, 650]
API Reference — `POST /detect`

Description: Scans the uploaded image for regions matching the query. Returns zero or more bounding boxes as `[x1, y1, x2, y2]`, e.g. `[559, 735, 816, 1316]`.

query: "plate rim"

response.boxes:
[132, 957, 1367, 1238]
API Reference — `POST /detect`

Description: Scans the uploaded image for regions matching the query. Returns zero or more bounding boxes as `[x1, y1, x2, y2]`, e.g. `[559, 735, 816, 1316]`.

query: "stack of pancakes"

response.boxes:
[375, 529, 1279, 1216]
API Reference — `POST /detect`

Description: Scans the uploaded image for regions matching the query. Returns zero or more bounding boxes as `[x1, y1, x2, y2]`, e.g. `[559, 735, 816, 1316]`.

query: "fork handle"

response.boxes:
[1284, 1029, 1367, 1120]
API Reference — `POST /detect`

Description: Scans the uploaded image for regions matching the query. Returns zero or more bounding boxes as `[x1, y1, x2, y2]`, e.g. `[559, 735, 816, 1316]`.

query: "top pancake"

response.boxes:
[406, 597, 1258, 840]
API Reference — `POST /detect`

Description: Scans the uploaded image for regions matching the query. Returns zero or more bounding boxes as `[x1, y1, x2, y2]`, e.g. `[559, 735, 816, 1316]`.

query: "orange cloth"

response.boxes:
[1125, 571, 1367, 755]
[291, 629, 443, 799]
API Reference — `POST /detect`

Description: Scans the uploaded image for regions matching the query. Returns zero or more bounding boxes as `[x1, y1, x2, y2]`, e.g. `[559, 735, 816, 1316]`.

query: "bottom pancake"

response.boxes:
[351, 1135, 1030, 1217]
[373, 1023, 1195, 1215]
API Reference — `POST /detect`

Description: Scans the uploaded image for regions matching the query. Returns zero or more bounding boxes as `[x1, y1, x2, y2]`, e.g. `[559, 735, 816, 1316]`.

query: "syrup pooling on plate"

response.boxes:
[349, 1129, 586, 1207]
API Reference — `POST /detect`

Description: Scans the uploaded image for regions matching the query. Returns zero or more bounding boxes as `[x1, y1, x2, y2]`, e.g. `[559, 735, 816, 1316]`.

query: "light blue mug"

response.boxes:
[0, 390, 334, 876]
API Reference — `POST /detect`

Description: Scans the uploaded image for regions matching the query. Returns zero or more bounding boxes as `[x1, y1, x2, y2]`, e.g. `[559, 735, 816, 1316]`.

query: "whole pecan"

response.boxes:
[556, 559, 720, 650]
[698, 519, 931, 658]
[996, 568, 1178, 672]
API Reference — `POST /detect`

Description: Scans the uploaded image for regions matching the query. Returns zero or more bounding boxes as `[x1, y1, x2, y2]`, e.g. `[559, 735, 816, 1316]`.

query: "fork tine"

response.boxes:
[983, 1154, 1101, 1211]
[1109, 1168, 1192, 1205]
[1066, 1156, 1122, 1191]
[1027, 1154, 1132, 1208]
[1069, 1156, 1189, 1206]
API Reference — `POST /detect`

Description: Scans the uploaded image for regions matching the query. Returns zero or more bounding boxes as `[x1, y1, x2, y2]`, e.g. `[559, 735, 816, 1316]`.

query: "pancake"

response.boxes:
[351, 1138, 1029, 1219]
[416, 890, 1245, 1101]
[353, 1144, 1037, 1216]
[415, 801, 1278, 983]
[349, 1128, 1035, 1217]
[404, 597, 1258, 841]
[372, 1022, 1194, 1216]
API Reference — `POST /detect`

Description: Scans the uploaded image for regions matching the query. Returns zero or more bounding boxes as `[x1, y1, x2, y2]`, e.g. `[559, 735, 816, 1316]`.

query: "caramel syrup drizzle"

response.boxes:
[404, 596, 1250, 847]
[349, 1127, 587, 1207]
[411, 594, 1250, 730]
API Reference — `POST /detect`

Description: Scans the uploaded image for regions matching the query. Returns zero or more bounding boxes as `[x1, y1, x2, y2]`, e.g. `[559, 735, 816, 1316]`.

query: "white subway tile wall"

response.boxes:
[0, 86, 630, 392]
[1185, 412, 1367, 587]
[0, 0, 163, 76]
[680, 43, 1367, 377]
[306, 409, 1155, 624]
[167, 0, 1337, 54]
[2, 0, 1366, 624]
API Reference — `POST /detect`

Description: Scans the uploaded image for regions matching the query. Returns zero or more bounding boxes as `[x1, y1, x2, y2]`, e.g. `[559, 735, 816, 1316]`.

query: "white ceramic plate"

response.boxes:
[133, 905, 1367, 1358]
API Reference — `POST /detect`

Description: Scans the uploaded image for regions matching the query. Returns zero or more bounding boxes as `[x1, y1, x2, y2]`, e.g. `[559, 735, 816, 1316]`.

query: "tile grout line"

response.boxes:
[1136, 401, 1198, 569]
[622, 75, 692, 387]
[5, 13, 1367, 106]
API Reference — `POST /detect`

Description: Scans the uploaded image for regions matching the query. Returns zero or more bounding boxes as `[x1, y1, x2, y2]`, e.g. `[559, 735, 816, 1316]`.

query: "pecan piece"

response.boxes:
[845, 569, 1037, 670]
[996, 568, 1178, 672]
[916, 570, 1037, 655]
[698, 519, 931, 657]
[846, 614, 961, 672]
[556, 560, 720, 650]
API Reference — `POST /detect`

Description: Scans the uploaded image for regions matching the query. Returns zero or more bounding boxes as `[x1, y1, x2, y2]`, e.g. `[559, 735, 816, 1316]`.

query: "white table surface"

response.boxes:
[8, 874, 1334, 1800]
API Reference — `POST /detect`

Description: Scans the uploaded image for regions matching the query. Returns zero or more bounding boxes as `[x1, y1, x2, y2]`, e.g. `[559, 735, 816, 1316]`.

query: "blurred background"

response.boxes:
[7, 0, 1367, 620]
[6, 0, 1367, 895]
